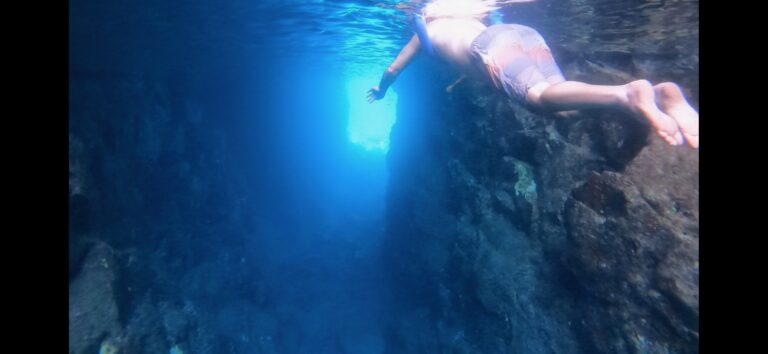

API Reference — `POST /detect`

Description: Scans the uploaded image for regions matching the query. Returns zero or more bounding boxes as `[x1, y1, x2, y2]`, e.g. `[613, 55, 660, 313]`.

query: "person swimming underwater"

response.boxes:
[367, 0, 699, 148]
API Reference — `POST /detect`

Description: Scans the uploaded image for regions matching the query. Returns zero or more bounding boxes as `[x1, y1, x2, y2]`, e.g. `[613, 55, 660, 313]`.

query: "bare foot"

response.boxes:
[654, 82, 699, 148]
[624, 80, 683, 146]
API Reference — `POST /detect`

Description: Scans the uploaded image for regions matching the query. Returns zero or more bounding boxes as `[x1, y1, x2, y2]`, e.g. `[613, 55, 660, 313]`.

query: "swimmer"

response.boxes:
[368, 0, 698, 148]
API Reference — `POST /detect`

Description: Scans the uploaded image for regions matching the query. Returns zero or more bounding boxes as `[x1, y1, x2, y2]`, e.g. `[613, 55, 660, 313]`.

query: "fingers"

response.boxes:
[366, 87, 380, 103]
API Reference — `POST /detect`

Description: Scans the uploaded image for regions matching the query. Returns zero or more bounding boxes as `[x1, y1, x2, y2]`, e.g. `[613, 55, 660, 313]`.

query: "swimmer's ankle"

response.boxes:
[621, 80, 653, 111]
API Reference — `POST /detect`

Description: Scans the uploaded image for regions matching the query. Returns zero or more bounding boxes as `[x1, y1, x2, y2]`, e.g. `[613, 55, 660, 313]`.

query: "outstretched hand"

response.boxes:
[367, 86, 385, 103]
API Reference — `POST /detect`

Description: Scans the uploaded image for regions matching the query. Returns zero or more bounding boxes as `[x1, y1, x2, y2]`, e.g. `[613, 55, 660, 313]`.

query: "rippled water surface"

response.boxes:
[71, 0, 698, 82]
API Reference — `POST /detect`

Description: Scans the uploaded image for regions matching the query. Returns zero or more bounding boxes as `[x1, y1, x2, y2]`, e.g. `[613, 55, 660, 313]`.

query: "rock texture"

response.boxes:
[68, 74, 246, 354]
[69, 242, 123, 354]
[563, 139, 699, 353]
[383, 21, 698, 351]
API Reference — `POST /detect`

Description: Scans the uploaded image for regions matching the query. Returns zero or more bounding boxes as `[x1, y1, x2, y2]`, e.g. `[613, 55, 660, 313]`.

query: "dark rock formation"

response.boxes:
[69, 241, 123, 354]
[120, 295, 218, 354]
[563, 139, 699, 353]
[385, 92, 698, 353]
[67, 73, 240, 354]
[383, 9, 699, 349]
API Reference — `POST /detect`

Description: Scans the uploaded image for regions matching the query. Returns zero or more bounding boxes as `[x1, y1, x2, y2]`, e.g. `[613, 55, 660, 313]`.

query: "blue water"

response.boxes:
[69, 1, 698, 353]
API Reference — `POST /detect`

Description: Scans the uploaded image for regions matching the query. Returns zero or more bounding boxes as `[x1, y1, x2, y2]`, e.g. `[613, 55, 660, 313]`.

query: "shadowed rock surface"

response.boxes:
[382, 3, 699, 348]
[69, 242, 123, 354]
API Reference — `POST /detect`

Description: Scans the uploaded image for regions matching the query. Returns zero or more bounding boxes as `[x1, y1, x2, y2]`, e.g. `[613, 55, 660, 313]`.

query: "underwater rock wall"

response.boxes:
[68, 73, 254, 354]
[69, 241, 122, 354]
[383, 38, 699, 354]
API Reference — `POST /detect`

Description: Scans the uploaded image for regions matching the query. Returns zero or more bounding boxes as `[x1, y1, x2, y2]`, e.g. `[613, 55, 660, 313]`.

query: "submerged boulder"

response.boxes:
[563, 139, 698, 353]
[69, 241, 123, 354]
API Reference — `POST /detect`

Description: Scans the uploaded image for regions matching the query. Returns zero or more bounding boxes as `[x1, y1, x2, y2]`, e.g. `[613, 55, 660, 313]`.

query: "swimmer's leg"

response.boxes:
[527, 80, 686, 146]
[545, 76, 580, 118]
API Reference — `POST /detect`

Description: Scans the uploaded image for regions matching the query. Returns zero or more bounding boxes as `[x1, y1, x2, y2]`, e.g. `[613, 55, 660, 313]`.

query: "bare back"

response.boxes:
[426, 18, 487, 74]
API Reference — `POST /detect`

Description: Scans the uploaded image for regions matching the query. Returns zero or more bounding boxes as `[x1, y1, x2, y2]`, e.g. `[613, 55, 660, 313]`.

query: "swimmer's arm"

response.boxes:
[380, 35, 421, 92]
[368, 35, 421, 102]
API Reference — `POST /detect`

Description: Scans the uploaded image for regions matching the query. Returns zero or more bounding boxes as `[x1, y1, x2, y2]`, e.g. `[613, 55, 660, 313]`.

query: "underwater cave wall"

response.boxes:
[67, 55, 291, 352]
[382, 4, 699, 353]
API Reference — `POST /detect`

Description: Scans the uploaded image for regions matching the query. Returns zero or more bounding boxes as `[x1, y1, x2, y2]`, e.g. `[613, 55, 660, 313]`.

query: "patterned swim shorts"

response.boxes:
[469, 24, 566, 103]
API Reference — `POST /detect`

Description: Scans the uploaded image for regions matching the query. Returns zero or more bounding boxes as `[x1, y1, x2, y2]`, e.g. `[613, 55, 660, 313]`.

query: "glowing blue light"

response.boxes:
[346, 70, 397, 153]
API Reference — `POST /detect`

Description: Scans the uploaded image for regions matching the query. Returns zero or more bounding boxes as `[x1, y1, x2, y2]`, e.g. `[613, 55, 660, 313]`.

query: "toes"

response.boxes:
[658, 129, 683, 146]
[683, 133, 699, 149]
[673, 130, 684, 145]
[658, 130, 673, 145]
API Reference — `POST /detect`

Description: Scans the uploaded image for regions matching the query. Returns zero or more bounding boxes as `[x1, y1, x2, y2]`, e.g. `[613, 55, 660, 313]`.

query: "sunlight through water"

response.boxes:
[346, 68, 398, 153]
